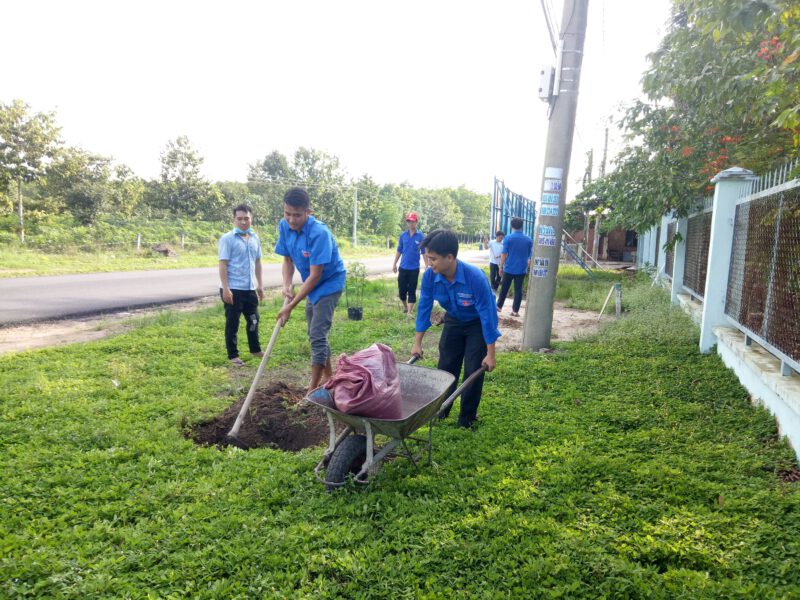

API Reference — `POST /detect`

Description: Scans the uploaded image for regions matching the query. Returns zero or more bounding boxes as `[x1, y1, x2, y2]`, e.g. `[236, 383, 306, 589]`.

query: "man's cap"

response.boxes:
[405, 212, 419, 222]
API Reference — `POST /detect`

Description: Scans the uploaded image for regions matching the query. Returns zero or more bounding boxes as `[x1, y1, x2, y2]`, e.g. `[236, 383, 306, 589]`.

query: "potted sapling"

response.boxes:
[346, 261, 367, 321]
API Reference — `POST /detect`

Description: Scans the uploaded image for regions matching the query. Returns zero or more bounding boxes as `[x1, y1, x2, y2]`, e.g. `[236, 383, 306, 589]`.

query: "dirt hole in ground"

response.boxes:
[187, 381, 329, 451]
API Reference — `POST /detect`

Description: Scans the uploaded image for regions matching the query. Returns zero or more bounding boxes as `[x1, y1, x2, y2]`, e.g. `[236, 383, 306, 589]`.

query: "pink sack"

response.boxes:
[324, 343, 403, 419]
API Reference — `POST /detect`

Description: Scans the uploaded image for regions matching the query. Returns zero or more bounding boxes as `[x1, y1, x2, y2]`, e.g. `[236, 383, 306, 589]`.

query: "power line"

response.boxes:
[540, 0, 559, 54]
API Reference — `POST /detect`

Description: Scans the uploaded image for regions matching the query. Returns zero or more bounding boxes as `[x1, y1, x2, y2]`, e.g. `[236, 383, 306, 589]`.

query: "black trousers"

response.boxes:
[497, 273, 526, 313]
[489, 263, 501, 291]
[397, 267, 420, 303]
[438, 316, 487, 427]
[221, 289, 261, 359]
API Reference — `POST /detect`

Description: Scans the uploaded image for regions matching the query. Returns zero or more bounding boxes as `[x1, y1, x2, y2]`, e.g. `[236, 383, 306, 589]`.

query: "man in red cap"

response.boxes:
[392, 211, 429, 315]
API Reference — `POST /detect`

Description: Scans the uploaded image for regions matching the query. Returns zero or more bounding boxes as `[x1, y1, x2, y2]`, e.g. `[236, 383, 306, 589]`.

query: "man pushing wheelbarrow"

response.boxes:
[308, 229, 500, 489]
[411, 229, 500, 429]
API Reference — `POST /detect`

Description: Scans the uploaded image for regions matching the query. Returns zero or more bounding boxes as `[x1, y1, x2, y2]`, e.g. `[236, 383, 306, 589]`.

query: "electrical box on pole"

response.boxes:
[522, 0, 589, 351]
[538, 66, 554, 101]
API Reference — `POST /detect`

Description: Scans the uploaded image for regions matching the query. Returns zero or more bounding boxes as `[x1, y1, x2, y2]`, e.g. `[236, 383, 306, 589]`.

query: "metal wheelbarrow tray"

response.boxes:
[307, 361, 483, 490]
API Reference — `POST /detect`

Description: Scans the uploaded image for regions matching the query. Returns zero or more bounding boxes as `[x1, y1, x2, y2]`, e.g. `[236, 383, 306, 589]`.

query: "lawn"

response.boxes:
[1, 274, 799, 598]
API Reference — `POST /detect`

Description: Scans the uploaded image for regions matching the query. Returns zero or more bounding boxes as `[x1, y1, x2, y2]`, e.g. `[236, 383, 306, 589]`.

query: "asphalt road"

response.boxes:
[0, 250, 489, 326]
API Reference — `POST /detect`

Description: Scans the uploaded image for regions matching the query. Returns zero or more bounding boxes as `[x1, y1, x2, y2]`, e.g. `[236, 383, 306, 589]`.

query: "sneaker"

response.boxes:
[230, 357, 245, 367]
[251, 351, 265, 357]
[511, 312, 520, 317]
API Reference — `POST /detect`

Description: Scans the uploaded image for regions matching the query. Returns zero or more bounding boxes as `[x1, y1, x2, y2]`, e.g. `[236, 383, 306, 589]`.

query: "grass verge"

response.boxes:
[1, 277, 798, 597]
[0, 243, 390, 278]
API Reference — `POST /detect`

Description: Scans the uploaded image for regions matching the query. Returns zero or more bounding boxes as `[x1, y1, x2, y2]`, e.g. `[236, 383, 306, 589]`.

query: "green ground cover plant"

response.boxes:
[554, 264, 629, 311]
[1, 276, 798, 597]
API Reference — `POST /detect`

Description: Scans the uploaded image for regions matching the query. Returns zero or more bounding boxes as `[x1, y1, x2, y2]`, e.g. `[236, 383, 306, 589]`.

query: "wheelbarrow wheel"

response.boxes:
[325, 434, 367, 491]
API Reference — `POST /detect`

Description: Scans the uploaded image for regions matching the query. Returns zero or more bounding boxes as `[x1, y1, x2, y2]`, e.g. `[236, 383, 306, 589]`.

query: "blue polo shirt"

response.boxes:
[274, 215, 346, 304]
[502, 231, 533, 275]
[218, 230, 262, 290]
[416, 260, 501, 345]
[397, 230, 426, 270]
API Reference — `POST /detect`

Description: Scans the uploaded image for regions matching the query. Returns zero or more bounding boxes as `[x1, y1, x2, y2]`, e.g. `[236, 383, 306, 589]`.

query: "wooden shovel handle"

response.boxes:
[228, 299, 287, 439]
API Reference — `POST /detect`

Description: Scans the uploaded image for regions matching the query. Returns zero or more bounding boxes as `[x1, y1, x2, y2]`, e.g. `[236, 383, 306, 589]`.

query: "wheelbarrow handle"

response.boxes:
[437, 366, 487, 419]
[407, 353, 422, 365]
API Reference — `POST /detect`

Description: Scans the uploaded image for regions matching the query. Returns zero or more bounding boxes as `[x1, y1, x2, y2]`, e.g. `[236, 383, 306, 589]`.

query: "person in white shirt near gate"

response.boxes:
[487, 230, 505, 292]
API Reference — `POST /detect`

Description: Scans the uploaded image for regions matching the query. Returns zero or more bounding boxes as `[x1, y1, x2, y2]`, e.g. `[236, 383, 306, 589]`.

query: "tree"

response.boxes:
[293, 148, 350, 232]
[376, 199, 402, 247]
[247, 150, 293, 226]
[353, 174, 382, 235]
[0, 100, 61, 241]
[247, 147, 351, 234]
[45, 147, 112, 224]
[415, 188, 463, 231]
[155, 136, 224, 219]
[108, 165, 145, 218]
[218, 181, 263, 223]
[605, 0, 799, 230]
[448, 186, 490, 236]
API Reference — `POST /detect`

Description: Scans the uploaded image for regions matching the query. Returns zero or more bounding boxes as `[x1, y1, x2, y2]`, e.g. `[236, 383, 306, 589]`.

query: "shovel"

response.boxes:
[227, 298, 288, 442]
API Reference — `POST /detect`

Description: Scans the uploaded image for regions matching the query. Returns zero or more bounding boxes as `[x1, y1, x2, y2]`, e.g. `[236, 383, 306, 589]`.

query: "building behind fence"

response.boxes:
[637, 163, 800, 458]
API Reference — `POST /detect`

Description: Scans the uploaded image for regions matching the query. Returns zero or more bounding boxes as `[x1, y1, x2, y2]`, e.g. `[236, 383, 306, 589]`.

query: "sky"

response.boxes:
[3, 0, 672, 202]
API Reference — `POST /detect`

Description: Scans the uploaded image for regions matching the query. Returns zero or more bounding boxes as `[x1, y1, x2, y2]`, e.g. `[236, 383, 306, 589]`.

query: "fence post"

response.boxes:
[670, 217, 688, 305]
[699, 167, 755, 353]
[649, 224, 659, 267]
[614, 282, 622, 317]
[136, 233, 141, 251]
[657, 213, 670, 274]
[636, 229, 646, 268]
[180, 233, 185, 250]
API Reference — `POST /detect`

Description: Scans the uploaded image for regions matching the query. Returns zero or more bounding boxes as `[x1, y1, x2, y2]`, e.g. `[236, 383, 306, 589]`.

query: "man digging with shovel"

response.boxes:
[275, 187, 347, 394]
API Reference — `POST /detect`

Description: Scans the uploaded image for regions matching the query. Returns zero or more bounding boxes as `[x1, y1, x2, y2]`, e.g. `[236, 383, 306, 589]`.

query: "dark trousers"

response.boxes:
[438, 317, 487, 427]
[489, 263, 501, 291]
[497, 273, 526, 313]
[221, 289, 261, 359]
[397, 267, 420, 303]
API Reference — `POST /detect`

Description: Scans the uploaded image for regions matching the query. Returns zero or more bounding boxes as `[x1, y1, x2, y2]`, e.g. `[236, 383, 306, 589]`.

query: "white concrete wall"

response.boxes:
[715, 327, 800, 460]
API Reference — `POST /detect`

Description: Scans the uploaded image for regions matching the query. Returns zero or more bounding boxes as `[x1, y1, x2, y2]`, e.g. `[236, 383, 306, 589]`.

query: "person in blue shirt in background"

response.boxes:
[496, 216, 533, 317]
[411, 229, 500, 428]
[218, 204, 265, 367]
[275, 187, 347, 393]
[392, 211, 429, 315]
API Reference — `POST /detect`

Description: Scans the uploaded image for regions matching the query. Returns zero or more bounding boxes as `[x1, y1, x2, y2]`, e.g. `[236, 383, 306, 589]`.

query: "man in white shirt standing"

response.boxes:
[488, 230, 505, 292]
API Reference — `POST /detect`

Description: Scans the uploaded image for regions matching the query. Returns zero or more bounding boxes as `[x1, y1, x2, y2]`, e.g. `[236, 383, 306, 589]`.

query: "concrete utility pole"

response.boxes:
[600, 126, 609, 178]
[591, 209, 602, 262]
[352, 187, 358, 246]
[522, 0, 589, 351]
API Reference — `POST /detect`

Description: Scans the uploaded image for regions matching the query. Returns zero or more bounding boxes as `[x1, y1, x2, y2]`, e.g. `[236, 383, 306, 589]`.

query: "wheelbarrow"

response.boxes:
[307, 356, 486, 491]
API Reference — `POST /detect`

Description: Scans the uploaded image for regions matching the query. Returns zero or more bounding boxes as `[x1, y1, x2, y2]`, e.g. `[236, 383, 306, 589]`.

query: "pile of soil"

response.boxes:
[188, 381, 329, 451]
[499, 316, 522, 329]
[779, 466, 800, 483]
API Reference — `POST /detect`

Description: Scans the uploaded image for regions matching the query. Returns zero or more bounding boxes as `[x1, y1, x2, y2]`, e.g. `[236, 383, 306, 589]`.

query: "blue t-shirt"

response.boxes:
[502, 231, 533, 275]
[397, 230, 426, 270]
[218, 230, 262, 290]
[274, 216, 346, 304]
[415, 260, 501, 345]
